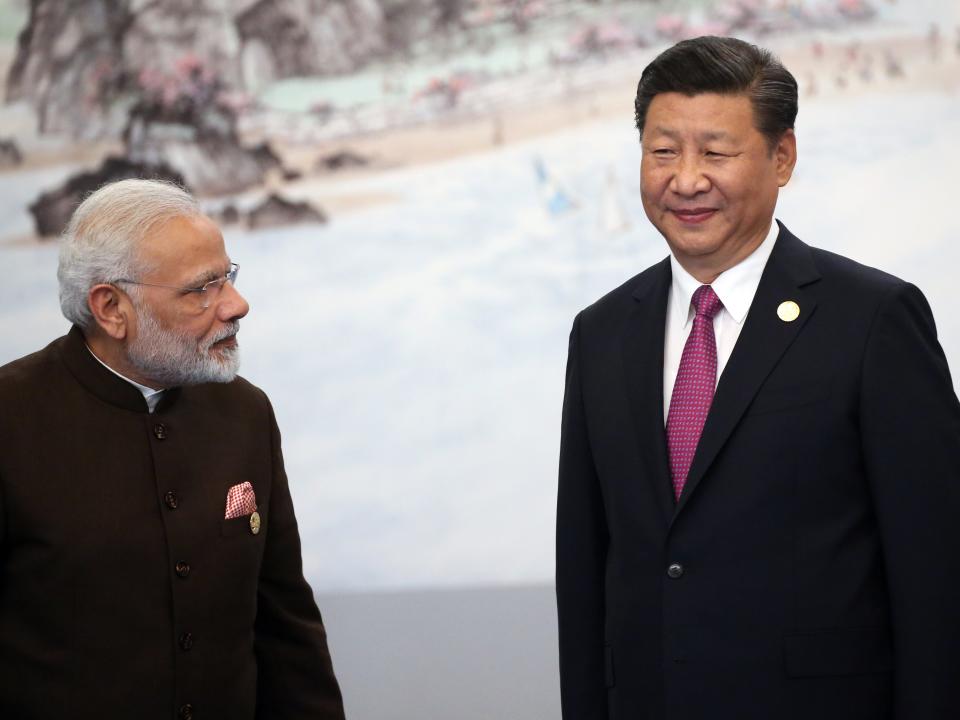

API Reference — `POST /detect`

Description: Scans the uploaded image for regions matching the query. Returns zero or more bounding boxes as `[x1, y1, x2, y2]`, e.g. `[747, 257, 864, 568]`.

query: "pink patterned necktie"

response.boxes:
[666, 284, 724, 501]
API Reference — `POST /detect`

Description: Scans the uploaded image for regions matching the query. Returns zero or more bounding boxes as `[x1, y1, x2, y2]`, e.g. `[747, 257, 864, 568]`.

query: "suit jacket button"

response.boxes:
[179, 704, 193, 720]
[175, 562, 190, 578]
[179, 632, 194, 651]
[153, 423, 167, 440]
[667, 563, 685, 579]
[164, 491, 179, 510]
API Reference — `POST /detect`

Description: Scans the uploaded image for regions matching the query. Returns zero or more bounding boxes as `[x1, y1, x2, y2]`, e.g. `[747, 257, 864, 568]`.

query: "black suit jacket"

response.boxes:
[556, 224, 960, 719]
[0, 326, 344, 719]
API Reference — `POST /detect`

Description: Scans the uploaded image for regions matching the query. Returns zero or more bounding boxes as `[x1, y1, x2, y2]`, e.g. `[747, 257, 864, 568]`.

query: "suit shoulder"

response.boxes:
[192, 374, 273, 416]
[577, 258, 670, 325]
[227, 374, 268, 401]
[0, 336, 66, 399]
[808, 246, 908, 294]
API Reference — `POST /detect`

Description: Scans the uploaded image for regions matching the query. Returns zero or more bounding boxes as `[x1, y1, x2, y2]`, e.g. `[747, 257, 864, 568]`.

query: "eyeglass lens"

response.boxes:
[199, 264, 239, 309]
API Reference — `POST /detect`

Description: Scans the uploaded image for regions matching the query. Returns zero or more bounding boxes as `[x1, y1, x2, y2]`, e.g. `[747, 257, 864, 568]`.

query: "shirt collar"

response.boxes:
[669, 220, 780, 327]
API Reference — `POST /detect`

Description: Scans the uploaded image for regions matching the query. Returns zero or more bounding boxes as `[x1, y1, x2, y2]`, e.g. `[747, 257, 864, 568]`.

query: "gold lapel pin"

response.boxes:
[777, 300, 800, 322]
[249, 510, 261, 535]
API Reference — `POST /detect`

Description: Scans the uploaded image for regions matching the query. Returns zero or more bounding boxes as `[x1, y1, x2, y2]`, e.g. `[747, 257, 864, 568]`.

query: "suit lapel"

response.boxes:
[673, 226, 823, 518]
[622, 257, 675, 525]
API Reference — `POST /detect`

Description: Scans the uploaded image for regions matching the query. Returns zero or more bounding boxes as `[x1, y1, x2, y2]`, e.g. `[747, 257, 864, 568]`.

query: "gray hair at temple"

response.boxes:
[58, 179, 200, 329]
[634, 36, 798, 150]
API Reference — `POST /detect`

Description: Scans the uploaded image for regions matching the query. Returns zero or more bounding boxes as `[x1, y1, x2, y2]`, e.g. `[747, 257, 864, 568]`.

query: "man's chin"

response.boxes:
[210, 347, 241, 382]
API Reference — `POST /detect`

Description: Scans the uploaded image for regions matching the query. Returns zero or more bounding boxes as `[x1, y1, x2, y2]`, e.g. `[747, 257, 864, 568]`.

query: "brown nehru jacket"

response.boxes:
[0, 326, 345, 720]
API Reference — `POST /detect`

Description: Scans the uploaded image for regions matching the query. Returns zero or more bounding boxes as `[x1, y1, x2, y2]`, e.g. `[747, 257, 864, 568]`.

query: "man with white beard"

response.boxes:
[0, 179, 345, 720]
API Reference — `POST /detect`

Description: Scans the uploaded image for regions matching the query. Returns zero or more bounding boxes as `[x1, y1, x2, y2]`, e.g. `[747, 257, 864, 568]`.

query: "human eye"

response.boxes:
[205, 275, 232, 294]
[650, 147, 677, 158]
[189, 270, 225, 293]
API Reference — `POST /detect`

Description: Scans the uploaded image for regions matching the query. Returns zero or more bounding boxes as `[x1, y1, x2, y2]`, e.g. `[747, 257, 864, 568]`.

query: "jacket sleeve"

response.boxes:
[254, 395, 346, 720]
[859, 282, 960, 718]
[556, 312, 610, 720]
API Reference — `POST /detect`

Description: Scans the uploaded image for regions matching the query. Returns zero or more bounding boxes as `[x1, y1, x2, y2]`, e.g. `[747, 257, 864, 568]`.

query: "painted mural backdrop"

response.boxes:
[1, 0, 958, 591]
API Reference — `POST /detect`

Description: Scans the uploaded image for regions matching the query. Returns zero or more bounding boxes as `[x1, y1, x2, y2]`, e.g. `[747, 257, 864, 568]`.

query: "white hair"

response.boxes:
[57, 179, 201, 329]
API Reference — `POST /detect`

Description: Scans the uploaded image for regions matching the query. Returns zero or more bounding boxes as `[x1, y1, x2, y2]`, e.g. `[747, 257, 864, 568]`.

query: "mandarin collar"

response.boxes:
[58, 325, 180, 414]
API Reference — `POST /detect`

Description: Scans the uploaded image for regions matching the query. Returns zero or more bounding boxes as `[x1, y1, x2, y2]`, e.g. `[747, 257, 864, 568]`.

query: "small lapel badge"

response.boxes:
[777, 300, 800, 323]
[249, 510, 261, 535]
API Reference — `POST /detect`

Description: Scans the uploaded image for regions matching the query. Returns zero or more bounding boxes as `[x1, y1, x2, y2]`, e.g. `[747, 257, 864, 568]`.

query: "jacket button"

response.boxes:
[179, 632, 193, 651]
[175, 562, 190, 578]
[153, 423, 167, 440]
[179, 704, 193, 720]
[667, 563, 685, 579]
[164, 491, 179, 510]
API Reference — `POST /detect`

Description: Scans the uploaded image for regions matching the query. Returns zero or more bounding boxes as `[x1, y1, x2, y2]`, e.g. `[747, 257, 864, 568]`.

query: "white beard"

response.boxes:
[126, 301, 241, 387]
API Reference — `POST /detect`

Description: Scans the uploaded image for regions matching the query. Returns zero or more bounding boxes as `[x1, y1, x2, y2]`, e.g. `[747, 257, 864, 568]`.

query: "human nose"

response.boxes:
[669, 154, 711, 196]
[215, 279, 250, 321]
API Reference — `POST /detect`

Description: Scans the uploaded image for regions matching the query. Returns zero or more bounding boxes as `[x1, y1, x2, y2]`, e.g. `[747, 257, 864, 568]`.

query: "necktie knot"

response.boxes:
[692, 285, 723, 320]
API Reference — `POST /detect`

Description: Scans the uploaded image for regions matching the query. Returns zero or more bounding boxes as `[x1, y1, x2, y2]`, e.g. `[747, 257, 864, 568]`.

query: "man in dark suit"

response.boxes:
[0, 179, 345, 719]
[556, 36, 960, 719]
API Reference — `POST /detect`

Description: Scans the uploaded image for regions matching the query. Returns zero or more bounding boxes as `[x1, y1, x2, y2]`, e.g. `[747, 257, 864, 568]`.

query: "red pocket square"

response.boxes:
[224, 482, 258, 519]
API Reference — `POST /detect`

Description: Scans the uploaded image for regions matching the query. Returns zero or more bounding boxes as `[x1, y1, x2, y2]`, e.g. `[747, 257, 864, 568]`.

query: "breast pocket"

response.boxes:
[218, 480, 268, 538]
[745, 381, 829, 417]
[220, 513, 265, 538]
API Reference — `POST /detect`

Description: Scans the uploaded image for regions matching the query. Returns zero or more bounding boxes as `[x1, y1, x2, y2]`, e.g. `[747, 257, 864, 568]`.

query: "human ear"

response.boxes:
[775, 129, 797, 187]
[87, 283, 132, 340]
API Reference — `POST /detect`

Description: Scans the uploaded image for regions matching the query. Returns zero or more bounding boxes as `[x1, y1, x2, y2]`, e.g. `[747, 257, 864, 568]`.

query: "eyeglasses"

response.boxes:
[115, 263, 239, 310]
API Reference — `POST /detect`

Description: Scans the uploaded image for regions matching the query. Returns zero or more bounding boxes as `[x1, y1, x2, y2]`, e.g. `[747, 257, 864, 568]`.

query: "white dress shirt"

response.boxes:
[663, 220, 780, 423]
[86, 345, 166, 413]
